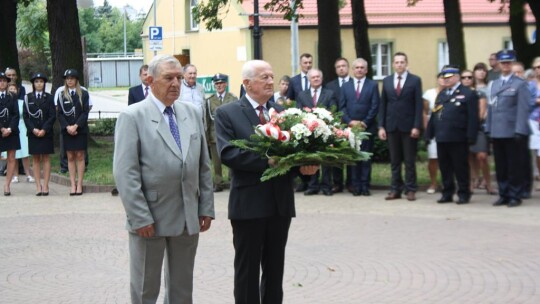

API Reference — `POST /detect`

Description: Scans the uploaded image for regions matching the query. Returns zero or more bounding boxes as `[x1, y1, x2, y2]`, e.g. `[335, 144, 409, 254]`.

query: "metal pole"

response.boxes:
[253, 0, 261, 59]
[153, 0, 157, 56]
[290, 0, 299, 75]
[123, 6, 127, 56]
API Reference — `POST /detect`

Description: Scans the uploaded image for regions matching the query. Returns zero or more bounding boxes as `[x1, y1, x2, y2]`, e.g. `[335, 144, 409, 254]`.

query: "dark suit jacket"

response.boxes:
[215, 97, 296, 220]
[56, 90, 90, 135]
[23, 92, 56, 137]
[378, 73, 423, 132]
[339, 78, 380, 134]
[0, 92, 19, 134]
[325, 78, 353, 102]
[425, 84, 479, 143]
[128, 84, 146, 105]
[296, 87, 336, 110]
[286, 73, 306, 100]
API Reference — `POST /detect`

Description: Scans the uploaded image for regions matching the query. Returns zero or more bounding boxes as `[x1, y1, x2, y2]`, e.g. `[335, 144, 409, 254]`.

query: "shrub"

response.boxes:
[90, 118, 117, 136]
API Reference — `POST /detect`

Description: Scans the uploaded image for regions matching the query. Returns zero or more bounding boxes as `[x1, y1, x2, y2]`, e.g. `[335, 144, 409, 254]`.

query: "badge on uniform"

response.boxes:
[432, 104, 443, 113]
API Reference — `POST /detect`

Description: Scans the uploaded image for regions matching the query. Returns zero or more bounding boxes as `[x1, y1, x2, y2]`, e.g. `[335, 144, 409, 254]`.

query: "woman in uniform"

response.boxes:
[24, 73, 56, 196]
[56, 69, 89, 196]
[0, 72, 21, 196]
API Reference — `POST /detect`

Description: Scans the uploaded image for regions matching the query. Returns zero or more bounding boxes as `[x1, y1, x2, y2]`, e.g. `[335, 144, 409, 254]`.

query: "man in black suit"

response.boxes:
[325, 57, 353, 193]
[339, 58, 380, 196]
[287, 53, 314, 192]
[128, 64, 149, 105]
[378, 52, 423, 201]
[425, 65, 479, 204]
[296, 68, 337, 196]
[215, 60, 318, 304]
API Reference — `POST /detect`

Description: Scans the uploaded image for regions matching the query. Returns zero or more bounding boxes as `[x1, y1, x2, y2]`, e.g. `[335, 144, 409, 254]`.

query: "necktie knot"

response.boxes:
[144, 86, 149, 97]
[70, 91, 75, 96]
[164, 106, 174, 115]
[341, 78, 345, 86]
[0, 93, 4, 99]
[37, 93, 41, 99]
[257, 105, 267, 124]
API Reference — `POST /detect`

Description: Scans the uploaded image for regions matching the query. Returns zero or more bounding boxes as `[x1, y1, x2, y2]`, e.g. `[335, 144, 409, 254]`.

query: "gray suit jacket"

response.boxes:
[113, 97, 214, 236]
[486, 75, 531, 138]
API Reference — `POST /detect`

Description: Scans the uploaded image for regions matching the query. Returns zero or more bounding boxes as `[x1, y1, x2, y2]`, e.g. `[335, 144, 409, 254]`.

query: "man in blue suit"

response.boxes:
[128, 64, 150, 106]
[339, 58, 380, 196]
[486, 50, 531, 207]
[296, 68, 338, 196]
[378, 52, 423, 201]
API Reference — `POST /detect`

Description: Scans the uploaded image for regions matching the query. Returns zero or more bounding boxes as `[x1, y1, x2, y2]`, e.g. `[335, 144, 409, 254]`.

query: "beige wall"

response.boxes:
[143, 1, 534, 94]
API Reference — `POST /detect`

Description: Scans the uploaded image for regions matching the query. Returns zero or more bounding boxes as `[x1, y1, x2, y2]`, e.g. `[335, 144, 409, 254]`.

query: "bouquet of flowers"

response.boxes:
[231, 107, 372, 181]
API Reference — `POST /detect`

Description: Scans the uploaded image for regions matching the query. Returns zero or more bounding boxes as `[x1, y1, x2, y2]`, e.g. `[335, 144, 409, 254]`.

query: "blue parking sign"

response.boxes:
[149, 26, 162, 40]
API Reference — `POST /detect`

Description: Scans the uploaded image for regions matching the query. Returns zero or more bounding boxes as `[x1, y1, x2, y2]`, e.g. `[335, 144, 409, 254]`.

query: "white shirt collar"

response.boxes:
[150, 92, 174, 115]
[246, 94, 267, 110]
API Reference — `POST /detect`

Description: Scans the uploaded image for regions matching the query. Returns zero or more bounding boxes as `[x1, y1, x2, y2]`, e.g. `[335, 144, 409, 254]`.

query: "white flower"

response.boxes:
[290, 123, 311, 140]
[281, 108, 303, 117]
[312, 108, 334, 122]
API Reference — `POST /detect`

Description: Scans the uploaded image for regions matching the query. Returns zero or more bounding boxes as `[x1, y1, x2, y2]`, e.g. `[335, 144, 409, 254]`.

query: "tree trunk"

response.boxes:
[0, 0, 21, 84]
[510, 0, 540, 67]
[443, 0, 467, 69]
[46, 0, 84, 92]
[317, 0, 342, 84]
[351, 0, 372, 78]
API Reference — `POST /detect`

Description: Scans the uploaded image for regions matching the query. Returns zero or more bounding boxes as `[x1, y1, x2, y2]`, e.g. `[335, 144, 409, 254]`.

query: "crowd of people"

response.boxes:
[0, 68, 90, 196]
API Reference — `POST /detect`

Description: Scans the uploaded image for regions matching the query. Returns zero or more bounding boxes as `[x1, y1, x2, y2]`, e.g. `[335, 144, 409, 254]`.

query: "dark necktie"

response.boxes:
[37, 93, 41, 99]
[341, 78, 345, 87]
[257, 105, 267, 124]
[219, 95, 223, 103]
[144, 86, 148, 97]
[71, 91, 75, 97]
[303, 75, 309, 91]
[312, 89, 318, 106]
[355, 81, 361, 99]
[396, 76, 402, 96]
[164, 106, 182, 152]
[501, 79, 507, 86]
[447, 89, 452, 95]
[0, 93, 5, 99]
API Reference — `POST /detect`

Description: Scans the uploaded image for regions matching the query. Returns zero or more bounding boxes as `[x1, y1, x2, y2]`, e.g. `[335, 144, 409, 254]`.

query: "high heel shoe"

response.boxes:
[4, 186, 10, 196]
[36, 186, 43, 196]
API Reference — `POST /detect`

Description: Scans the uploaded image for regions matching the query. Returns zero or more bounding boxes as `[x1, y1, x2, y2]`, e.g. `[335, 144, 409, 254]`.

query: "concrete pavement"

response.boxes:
[1, 176, 539, 303]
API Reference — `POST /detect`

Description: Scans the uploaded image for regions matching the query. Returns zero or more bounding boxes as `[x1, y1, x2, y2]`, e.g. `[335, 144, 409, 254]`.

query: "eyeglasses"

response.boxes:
[461, 76, 473, 80]
[533, 66, 540, 70]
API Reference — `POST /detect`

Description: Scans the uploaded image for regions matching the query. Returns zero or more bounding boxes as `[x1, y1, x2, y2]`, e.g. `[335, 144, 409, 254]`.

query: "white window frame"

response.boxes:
[503, 38, 513, 50]
[189, 0, 199, 31]
[371, 42, 393, 80]
[438, 41, 450, 72]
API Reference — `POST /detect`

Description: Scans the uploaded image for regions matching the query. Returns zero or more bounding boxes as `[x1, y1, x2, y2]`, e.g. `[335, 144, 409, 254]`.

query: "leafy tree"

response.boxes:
[16, 0, 49, 54]
[502, 0, 539, 67]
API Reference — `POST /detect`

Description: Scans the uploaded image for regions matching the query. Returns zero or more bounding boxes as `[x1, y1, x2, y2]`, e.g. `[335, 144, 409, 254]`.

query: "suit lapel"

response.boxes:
[152, 102, 183, 160]
[240, 97, 261, 126]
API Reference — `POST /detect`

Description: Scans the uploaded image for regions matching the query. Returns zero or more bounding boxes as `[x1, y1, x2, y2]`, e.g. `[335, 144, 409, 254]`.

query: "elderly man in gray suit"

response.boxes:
[113, 54, 215, 303]
[486, 50, 531, 208]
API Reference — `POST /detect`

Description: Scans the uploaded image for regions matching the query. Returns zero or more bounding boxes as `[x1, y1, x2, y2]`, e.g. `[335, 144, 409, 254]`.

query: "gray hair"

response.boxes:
[242, 60, 270, 81]
[352, 58, 368, 68]
[307, 68, 323, 79]
[183, 64, 197, 73]
[148, 55, 182, 78]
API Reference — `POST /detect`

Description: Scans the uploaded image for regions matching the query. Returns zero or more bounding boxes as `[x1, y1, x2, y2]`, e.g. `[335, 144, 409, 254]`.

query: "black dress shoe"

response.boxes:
[437, 196, 453, 203]
[213, 186, 223, 192]
[304, 189, 319, 195]
[295, 183, 308, 192]
[321, 189, 333, 196]
[507, 199, 522, 207]
[456, 197, 470, 204]
[521, 192, 531, 199]
[331, 186, 343, 193]
[362, 190, 371, 196]
[352, 191, 362, 196]
[492, 197, 509, 206]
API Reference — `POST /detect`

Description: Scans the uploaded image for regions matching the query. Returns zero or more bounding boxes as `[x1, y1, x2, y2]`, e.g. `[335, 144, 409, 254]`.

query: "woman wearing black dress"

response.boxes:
[56, 69, 89, 195]
[24, 73, 56, 196]
[0, 72, 21, 196]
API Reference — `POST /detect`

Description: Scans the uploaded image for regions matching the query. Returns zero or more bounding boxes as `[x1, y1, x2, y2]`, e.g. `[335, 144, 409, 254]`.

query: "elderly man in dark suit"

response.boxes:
[296, 68, 337, 196]
[426, 65, 479, 204]
[215, 60, 318, 304]
[128, 64, 149, 105]
[340, 58, 380, 196]
[486, 50, 531, 207]
[113, 54, 215, 304]
[326, 57, 353, 193]
[378, 52, 423, 201]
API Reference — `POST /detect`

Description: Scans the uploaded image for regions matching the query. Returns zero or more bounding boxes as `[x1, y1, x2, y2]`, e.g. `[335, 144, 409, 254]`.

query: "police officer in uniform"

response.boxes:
[206, 73, 238, 192]
[485, 50, 531, 207]
[426, 65, 479, 204]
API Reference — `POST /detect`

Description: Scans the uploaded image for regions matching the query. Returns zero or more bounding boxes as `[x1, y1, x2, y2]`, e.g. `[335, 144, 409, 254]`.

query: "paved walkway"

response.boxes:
[1, 177, 539, 303]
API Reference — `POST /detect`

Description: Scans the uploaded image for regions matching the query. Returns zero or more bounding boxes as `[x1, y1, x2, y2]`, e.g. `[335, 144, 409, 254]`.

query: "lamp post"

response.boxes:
[253, 0, 262, 59]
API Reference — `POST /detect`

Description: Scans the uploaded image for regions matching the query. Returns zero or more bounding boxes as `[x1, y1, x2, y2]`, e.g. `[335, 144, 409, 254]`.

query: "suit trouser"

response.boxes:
[387, 132, 418, 193]
[209, 142, 224, 186]
[332, 166, 351, 188]
[307, 166, 332, 191]
[129, 231, 199, 304]
[492, 137, 529, 201]
[437, 142, 471, 199]
[231, 216, 291, 304]
[351, 136, 374, 191]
